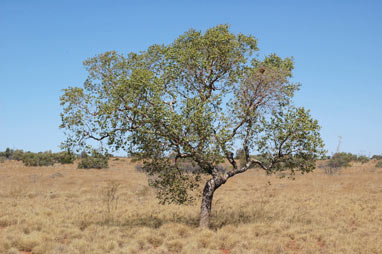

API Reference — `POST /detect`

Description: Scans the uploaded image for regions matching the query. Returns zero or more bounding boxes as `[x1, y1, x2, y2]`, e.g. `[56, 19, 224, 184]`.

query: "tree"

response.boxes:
[60, 25, 325, 228]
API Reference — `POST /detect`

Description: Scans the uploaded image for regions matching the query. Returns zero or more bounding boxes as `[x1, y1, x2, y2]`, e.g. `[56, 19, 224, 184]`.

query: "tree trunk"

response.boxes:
[199, 177, 225, 228]
[198, 158, 255, 228]
[199, 179, 215, 228]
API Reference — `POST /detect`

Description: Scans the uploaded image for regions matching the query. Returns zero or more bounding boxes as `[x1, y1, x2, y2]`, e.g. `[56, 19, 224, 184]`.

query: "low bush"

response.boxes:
[371, 155, 382, 160]
[12, 150, 25, 161]
[0, 156, 5, 163]
[78, 151, 108, 169]
[22, 152, 55, 166]
[324, 153, 371, 175]
[135, 159, 201, 173]
[0, 148, 15, 160]
[4, 148, 12, 159]
[356, 155, 370, 164]
[0, 148, 24, 161]
[235, 149, 266, 169]
[54, 151, 76, 164]
[0, 149, 76, 166]
[328, 152, 357, 169]
[375, 161, 382, 168]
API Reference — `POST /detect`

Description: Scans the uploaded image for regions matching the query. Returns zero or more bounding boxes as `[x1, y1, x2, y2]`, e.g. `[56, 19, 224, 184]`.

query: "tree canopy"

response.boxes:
[60, 24, 325, 228]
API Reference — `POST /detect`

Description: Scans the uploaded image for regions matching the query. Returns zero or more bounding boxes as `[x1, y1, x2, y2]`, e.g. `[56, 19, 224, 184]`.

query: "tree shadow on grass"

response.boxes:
[90, 204, 272, 231]
[95, 213, 200, 229]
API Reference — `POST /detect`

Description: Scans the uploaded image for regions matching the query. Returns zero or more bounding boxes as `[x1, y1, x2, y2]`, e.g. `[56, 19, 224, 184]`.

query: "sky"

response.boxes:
[0, 0, 381, 156]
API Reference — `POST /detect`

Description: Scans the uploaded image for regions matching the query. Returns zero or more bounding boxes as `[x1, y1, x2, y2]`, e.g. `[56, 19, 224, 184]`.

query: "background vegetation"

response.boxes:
[0, 148, 108, 169]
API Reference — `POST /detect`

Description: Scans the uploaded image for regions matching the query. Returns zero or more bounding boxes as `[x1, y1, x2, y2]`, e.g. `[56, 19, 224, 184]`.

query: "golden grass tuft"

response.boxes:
[0, 159, 382, 253]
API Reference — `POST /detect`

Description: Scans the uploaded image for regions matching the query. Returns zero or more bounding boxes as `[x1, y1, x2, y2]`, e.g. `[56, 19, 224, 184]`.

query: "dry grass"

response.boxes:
[0, 159, 382, 253]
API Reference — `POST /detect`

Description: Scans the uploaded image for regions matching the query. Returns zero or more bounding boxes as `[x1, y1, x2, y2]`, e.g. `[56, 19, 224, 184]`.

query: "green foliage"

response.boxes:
[326, 153, 369, 173]
[356, 155, 369, 164]
[60, 25, 325, 205]
[78, 151, 109, 169]
[375, 161, 382, 168]
[22, 151, 55, 167]
[328, 152, 356, 169]
[235, 149, 264, 169]
[0, 149, 25, 161]
[0, 148, 15, 160]
[54, 151, 76, 164]
[143, 159, 200, 204]
[10, 149, 76, 166]
[371, 155, 382, 160]
[4, 148, 12, 159]
[254, 106, 325, 175]
[12, 150, 25, 161]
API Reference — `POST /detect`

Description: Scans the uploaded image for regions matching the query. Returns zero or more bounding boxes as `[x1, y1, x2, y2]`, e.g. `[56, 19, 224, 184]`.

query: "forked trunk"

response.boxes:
[199, 177, 221, 228]
[198, 162, 252, 228]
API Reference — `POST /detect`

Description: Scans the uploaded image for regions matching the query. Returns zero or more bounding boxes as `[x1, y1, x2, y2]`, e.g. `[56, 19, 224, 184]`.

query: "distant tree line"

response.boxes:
[321, 152, 382, 175]
[1, 148, 381, 172]
[0, 148, 109, 169]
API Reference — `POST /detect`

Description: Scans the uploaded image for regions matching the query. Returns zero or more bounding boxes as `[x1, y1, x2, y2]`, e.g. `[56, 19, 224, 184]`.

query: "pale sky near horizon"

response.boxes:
[1, 0, 381, 156]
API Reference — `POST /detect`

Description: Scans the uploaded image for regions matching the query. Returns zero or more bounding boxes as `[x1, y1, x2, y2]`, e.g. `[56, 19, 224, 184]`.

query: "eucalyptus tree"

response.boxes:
[60, 25, 325, 228]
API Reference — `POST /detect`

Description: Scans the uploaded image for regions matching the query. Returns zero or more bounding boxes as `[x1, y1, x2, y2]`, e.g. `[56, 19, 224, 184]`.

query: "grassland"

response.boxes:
[0, 159, 381, 254]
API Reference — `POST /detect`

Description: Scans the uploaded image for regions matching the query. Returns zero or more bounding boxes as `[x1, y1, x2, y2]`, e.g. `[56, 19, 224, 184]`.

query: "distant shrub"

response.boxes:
[235, 149, 265, 169]
[0, 149, 24, 161]
[328, 152, 356, 169]
[22, 152, 55, 166]
[375, 161, 382, 168]
[324, 152, 354, 174]
[355, 155, 369, 164]
[0, 149, 76, 165]
[12, 150, 25, 161]
[54, 151, 76, 164]
[324, 152, 370, 174]
[78, 151, 108, 169]
[0, 156, 5, 163]
[4, 148, 13, 159]
[136, 159, 201, 173]
[371, 155, 382, 160]
[0, 148, 14, 160]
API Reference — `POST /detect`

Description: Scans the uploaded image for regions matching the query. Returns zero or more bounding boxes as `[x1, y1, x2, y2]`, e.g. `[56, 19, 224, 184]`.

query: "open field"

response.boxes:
[1, 159, 382, 254]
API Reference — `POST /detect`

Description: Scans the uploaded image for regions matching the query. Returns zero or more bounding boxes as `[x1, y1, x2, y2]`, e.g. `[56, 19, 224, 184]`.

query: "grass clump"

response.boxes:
[375, 161, 382, 168]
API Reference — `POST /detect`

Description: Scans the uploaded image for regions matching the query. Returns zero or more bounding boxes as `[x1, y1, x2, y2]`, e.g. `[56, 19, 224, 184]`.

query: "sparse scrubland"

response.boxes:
[1, 158, 382, 254]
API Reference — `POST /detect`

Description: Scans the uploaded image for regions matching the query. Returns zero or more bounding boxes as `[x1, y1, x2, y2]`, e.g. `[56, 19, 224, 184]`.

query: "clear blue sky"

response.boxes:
[1, 0, 381, 155]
